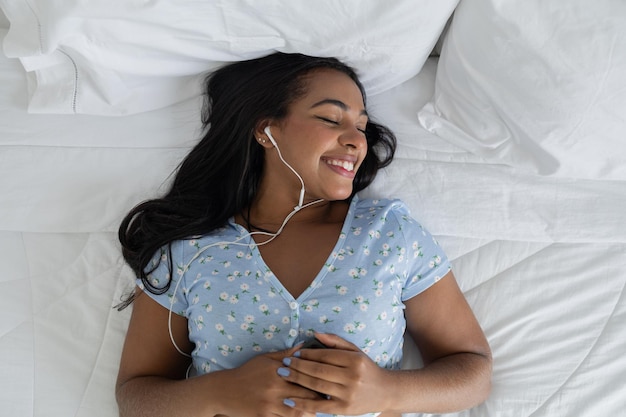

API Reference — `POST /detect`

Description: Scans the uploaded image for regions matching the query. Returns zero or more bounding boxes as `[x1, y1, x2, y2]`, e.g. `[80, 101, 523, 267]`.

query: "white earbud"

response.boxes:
[264, 126, 278, 147]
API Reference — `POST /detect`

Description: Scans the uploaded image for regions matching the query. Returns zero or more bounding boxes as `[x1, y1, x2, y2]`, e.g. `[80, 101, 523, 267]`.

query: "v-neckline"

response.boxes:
[229, 196, 358, 302]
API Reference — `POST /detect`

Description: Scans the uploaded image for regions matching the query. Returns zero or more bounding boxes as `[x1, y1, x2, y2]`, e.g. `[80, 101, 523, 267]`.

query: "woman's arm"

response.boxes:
[278, 271, 492, 415]
[116, 288, 317, 417]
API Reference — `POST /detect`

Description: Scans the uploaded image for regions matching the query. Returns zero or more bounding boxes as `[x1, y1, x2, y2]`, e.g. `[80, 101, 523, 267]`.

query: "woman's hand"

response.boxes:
[215, 347, 321, 417]
[278, 333, 394, 416]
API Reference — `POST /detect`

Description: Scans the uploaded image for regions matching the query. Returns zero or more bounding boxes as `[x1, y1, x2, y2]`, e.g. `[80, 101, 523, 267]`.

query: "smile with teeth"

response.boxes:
[324, 159, 355, 172]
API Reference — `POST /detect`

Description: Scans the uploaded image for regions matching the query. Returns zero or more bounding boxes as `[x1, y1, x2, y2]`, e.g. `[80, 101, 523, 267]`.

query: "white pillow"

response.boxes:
[0, 0, 459, 115]
[418, 0, 626, 180]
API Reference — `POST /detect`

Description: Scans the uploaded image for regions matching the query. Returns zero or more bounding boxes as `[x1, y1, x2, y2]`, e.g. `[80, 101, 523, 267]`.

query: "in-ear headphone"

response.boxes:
[263, 126, 278, 147]
[262, 126, 306, 208]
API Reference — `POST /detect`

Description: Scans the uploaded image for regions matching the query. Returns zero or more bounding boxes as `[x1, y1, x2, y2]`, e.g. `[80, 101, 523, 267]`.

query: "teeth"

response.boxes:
[325, 159, 354, 172]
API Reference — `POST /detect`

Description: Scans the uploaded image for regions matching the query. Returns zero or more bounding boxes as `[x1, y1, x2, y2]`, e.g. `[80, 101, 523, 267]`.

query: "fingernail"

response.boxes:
[277, 367, 290, 377]
[282, 357, 292, 366]
[293, 350, 301, 358]
[283, 398, 296, 408]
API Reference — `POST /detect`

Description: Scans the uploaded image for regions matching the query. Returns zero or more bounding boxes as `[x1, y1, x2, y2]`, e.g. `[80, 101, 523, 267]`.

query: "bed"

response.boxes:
[1, 1, 625, 416]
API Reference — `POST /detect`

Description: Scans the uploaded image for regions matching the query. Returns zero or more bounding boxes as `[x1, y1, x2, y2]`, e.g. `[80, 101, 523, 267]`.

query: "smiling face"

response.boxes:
[258, 68, 369, 203]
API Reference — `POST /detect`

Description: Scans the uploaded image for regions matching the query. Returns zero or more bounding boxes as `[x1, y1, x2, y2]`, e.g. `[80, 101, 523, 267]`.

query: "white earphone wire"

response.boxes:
[167, 127, 323, 365]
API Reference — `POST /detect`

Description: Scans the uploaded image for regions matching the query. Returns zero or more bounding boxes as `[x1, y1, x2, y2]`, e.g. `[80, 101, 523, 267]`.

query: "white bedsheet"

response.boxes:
[1, 26, 625, 417]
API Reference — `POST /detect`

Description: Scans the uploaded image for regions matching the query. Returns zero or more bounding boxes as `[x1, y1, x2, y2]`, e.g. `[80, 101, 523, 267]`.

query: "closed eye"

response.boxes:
[317, 116, 367, 135]
[316, 116, 339, 125]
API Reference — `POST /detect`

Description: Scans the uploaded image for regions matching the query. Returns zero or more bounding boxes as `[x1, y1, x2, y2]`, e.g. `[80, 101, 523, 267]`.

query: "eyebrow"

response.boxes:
[310, 99, 368, 117]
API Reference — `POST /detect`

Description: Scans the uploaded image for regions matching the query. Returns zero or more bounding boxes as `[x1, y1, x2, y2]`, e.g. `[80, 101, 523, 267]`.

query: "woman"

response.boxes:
[116, 52, 491, 417]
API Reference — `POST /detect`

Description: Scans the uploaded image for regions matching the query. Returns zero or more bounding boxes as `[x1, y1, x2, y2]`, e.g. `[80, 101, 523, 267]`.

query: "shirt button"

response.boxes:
[289, 301, 298, 310]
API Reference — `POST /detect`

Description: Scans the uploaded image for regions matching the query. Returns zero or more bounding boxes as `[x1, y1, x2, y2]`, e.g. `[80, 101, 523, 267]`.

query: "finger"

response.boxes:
[279, 357, 343, 396]
[265, 342, 305, 361]
[283, 396, 341, 416]
[313, 332, 360, 352]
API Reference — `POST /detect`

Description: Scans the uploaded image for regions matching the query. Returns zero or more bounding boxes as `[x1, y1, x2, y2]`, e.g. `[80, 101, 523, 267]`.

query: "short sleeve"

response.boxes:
[136, 241, 189, 316]
[392, 204, 451, 301]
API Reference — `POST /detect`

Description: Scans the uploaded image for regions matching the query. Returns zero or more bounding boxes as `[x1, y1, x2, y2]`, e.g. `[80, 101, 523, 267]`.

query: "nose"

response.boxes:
[339, 127, 367, 150]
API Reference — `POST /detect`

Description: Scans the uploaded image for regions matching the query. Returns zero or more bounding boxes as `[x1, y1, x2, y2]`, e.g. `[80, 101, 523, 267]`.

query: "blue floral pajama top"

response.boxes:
[138, 196, 451, 416]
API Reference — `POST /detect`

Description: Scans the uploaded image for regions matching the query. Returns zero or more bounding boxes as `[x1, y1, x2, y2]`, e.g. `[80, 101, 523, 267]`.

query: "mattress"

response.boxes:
[2, 4, 626, 417]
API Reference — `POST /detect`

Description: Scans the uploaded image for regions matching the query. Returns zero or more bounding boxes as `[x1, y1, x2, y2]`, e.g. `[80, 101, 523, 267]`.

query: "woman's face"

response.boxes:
[261, 68, 368, 202]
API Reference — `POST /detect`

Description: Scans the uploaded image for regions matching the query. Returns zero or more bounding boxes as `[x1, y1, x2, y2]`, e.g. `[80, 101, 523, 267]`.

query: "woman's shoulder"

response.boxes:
[353, 196, 411, 217]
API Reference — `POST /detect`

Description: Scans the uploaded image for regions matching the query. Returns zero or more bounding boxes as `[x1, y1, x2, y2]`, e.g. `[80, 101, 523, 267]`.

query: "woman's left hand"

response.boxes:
[278, 332, 393, 416]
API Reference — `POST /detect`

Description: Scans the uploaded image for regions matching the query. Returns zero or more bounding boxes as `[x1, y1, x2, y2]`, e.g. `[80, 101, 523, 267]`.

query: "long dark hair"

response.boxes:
[118, 52, 396, 308]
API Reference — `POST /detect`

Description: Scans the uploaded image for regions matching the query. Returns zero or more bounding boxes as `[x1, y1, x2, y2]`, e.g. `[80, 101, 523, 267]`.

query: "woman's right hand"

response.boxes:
[214, 347, 320, 417]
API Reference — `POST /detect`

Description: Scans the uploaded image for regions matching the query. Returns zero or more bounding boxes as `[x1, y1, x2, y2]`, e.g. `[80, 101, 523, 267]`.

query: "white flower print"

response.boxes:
[199, 255, 213, 264]
[219, 292, 228, 301]
[192, 294, 199, 305]
[240, 283, 250, 293]
[332, 306, 342, 314]
[259, 304, 270, 315]
[229, 295, 239, 304]
[319, 315, 333, 324]
[203, 281, 212, 290]
[219, 344, 233, 356]
[203, 304, 212, 313]
[215, 323, 225, 335]
[336, 285, 348, 295]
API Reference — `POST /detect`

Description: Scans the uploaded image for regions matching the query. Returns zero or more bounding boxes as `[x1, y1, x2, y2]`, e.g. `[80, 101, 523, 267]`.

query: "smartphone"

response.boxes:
[301, 338, 327, 349]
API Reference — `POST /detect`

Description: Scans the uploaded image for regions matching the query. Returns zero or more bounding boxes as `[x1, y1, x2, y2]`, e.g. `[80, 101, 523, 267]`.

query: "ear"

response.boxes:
[254, 119, 276, 148]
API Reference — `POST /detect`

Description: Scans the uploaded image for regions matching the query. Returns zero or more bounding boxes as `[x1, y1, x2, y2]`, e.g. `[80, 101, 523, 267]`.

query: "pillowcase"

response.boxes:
[0, 0, 459, 115]
[418, 0, 626, 180]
